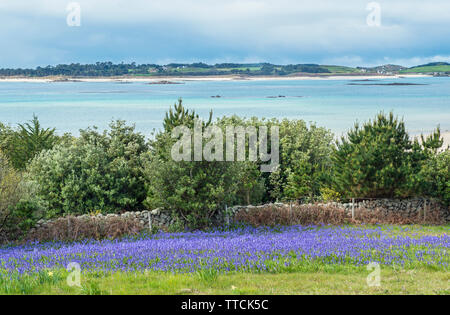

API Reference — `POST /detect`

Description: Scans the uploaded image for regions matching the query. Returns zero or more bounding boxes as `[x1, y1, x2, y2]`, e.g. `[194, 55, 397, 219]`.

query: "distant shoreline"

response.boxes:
[0, 74, 432, 83]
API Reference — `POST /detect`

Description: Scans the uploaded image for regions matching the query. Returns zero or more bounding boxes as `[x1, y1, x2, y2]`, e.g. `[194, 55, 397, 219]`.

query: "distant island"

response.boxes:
[1, 62, 450, 78]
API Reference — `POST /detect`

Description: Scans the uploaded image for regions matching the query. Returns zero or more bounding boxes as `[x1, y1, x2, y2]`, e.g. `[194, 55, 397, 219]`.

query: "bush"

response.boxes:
[27, 120, 148, 216]
[146, 158, 241, 229]
[3, 200, 43, 241]
[215, 115, 274, 205]
[148, 102, 336, 229]
[273, 120, 334, 200]
[320, 187, 341, 202]
[418, 150, 450, 205]
[216, 116, 335, 202]
[0, 115, 58, 170]
[0, 152, 48, 242]
[0, 153, 22, 241]
[333, 112, 442, 198]
[145, 101, 240, 229]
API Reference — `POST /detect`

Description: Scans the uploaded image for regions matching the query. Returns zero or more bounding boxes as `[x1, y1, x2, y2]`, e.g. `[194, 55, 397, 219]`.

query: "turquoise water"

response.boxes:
[0, 77, 449, 137]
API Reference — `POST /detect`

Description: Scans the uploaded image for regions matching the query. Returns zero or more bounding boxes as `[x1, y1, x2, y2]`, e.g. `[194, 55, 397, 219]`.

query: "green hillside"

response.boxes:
[401, 62, 450, 73]
[320, 65, 361, 74]
[2, 61, 450, 77]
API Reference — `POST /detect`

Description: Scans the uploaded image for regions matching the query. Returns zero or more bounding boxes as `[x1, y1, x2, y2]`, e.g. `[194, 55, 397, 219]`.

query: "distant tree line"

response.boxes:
[0, 62, 331, 77]
[0, 62, 162, 77]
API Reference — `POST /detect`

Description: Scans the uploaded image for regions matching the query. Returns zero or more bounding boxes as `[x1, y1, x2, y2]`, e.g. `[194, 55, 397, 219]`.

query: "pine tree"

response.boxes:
[332, 112, 442, 198]
[163, 98, 212, 133]
[0, 115, 58, 170]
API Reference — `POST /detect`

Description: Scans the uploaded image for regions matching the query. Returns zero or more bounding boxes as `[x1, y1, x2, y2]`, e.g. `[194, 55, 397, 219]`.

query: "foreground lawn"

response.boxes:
[1, 224, 448, 295]
[1, 267, 449, 295]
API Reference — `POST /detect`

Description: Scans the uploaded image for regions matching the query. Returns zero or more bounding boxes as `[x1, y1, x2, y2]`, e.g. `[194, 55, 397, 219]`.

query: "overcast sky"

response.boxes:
[1, 0, 450, 68]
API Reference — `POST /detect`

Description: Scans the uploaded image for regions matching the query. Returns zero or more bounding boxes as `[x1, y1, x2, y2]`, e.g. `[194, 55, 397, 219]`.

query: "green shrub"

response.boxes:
[27, 120, 148, 216]
[332, 112, 442, 198]
[0, 115, 58, 170]
[320, 187, 341, 202]
[8, 200, 43, 233]
[216, 116, 335, 202]
[146, 101, 336, 228]
[145, 101, 241, 229]
[275, 120, 334, 200]
[418, 150, 450, 205]
[146, 158, 241, 229]
[0, 152, 22, 240]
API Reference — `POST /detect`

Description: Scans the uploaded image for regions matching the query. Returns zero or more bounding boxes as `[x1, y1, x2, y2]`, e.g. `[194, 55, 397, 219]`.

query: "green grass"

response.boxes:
[328, 224, 450, 235]
[216, 67, 262, 72]
[401, 65, 450, 73]
[1, 266, 448, 295]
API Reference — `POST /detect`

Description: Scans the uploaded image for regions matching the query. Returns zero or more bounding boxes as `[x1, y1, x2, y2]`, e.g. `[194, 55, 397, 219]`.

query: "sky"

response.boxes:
[1, 0, 450, 68]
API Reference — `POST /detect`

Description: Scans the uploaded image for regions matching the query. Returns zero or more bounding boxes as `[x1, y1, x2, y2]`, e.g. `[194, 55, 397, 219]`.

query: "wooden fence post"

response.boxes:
[67, 216, 71, 238]
[351, 198, 355, 220]
[148, 213, 152, 231]
[289, 201, 293, 223]
[423, 199, 427, 222]
[225, 205, 229, 226]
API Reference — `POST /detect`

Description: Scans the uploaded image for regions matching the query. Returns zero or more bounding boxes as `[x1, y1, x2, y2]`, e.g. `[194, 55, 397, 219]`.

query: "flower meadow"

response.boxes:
[1, 226, 449, 277]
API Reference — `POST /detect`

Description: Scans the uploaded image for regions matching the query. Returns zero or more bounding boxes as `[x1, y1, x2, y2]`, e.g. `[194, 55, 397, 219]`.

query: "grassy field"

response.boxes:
[1, 264, 448, 295]
[401, 65, 450, 73]
[1, 224, 448, 295]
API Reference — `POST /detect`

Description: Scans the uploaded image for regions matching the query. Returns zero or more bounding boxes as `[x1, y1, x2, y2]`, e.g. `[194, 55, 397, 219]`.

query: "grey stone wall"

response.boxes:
[34, 198, 449, 231]
[224, 199, 449, 223]
[338, 198, 449, 222]
[34, 208, 176, 231]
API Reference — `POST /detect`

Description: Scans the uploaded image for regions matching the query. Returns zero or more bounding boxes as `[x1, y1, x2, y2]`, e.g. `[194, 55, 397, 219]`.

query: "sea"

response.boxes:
[0, 77, 449, 138]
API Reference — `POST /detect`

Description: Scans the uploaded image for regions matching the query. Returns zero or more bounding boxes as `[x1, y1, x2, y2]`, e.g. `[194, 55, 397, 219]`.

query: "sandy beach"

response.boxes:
[412, 131, 450, 150]
[441, 132, 450, 149]
[0, 74, 432, 83]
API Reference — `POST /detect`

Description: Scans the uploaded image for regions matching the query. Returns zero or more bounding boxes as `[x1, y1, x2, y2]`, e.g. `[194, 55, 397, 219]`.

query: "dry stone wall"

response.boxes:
[34, 198, 449, 231]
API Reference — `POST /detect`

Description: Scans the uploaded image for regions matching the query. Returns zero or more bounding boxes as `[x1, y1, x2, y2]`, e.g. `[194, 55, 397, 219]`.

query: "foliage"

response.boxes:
[147, 104, 335, 229]
[332, 112, 443, 198]
[0, 151, 48, 242]
[0, 62, 342, 77]
[145, 102, 241, 229]
[6, 200, 44, 240]
[215, 115, 277, 205]
[418, 150, 450, 205]
[320, 187, 341, 202]
[235, 162, 266, 205]
[0, 153, 22, 240]
[27, 120, 148, 216]
[1, 109, 448, 239]
[215, 116, 334, 203]
[273, 120, 334, 200]
[163, 99, 212, 133]
[145, 158, 241, 229]
[0, 115, 58, 170]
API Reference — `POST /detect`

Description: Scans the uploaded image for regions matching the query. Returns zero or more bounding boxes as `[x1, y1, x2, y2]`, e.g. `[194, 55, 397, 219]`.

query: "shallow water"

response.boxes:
[1, 77, 449, 137]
